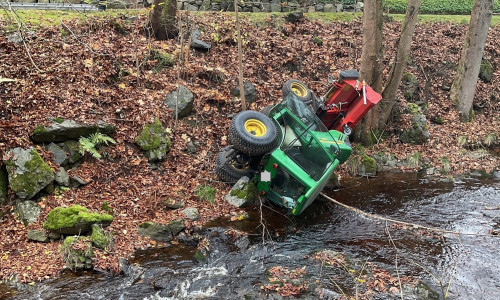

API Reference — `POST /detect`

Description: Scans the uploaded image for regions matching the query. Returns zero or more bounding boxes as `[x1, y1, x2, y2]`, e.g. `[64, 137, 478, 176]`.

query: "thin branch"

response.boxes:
[320, 193, 498, 237]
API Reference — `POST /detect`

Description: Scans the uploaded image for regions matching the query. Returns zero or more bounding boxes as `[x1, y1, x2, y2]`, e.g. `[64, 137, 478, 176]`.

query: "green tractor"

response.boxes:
[216, 72, 380, 215]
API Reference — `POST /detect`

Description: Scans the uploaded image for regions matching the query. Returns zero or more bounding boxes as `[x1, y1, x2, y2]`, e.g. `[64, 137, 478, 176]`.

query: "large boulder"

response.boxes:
[32, 120, 115, 143]
[4, 148, 55, 200]
[225, 176, 256, 208]
[135, 118, 172, 162]
[16, 200, 41, 225]
[164, 86, 195, 118]
[43, 205, 113, 235]
[60, 236, 94, 270]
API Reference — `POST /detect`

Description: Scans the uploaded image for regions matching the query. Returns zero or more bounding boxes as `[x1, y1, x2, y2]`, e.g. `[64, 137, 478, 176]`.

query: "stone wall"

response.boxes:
[177, 0, 364, 13]
[8, 0, 364, 13]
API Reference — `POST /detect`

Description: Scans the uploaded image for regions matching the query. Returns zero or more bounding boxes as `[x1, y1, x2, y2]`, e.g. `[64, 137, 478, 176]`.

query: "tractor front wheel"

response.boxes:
[282, 79, 312, 103]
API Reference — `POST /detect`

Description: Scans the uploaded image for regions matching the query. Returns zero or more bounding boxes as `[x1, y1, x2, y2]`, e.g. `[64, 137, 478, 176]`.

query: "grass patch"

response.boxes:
[196, 185, 216, 204]
[390, 14, 500, 26]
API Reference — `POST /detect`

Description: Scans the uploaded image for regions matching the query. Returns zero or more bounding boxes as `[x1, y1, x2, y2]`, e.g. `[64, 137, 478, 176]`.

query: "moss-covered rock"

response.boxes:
[479, 58, 493, 83]
[4, 148, 55, 199]
[398, 107, 430, 145]
[62, 140, 83, 164]
[135, 118, 172, 162]
[225, 176, 256, 208]
[43, 205, 113, 235]
[61, 236, 93, 270]
[90, 224, 113, 250]
[31, 120, 115, 143]
[137, 222, 173, 242]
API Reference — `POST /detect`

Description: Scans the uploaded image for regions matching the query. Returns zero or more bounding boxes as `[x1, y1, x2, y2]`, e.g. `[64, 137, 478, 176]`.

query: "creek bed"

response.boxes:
[3, 172, 500, 299]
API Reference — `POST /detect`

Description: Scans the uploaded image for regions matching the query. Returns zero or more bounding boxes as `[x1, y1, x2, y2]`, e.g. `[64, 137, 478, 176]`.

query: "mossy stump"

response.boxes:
[61, 236, 94, 270]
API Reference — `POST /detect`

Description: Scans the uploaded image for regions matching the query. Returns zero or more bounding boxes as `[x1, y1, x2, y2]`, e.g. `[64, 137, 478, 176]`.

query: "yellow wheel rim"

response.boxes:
[290, 82, 307, 97]
[244, 119, 267, 137]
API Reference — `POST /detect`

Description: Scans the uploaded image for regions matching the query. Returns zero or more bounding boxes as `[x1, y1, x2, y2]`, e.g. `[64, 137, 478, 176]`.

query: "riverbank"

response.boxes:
[0, 10, 499, 287]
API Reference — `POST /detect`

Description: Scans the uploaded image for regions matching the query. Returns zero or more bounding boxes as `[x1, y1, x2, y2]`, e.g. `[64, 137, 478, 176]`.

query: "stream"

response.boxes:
[3, 172, 500, 300]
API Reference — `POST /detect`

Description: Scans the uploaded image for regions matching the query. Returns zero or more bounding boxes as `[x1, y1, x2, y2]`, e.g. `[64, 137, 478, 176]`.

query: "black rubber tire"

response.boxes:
[261, 105, 274, 117]
[215, 146, 254, 183]
[228, 110, 278, 156]
[282, 79, 312, 103]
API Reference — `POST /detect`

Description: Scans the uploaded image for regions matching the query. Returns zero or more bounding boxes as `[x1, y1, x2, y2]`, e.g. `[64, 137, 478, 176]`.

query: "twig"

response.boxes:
[385, 222, 404, 300]
[320, 193, 498, 237]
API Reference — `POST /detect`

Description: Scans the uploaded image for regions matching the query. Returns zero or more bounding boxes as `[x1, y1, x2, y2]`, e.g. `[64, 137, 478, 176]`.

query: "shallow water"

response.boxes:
[4, 172, 500, 299]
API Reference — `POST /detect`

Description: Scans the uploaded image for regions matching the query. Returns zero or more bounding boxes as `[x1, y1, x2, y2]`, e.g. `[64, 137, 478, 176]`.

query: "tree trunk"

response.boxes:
[150, 0, 178, 40]
[380, 0, 420, 128]
[450, 0, 493, 122]
[354, 0, 383, 146]
[235, 0, 246, 110]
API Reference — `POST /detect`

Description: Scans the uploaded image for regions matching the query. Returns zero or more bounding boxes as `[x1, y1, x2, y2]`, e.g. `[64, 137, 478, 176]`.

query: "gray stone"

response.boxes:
[401, 282, 440, 300]
[324, 4, 334, 12]
[199, 0, 210, 10]
[32, 120, 114, 143]
[164, 85, 195, 118]
[355, 2, 364, 12]
[336, 4, 343, 12]
[7, 32, 23, 44]
[47, 142, 69, 166]
[191, 29, 211, 51]
[70, 176, 87, 188]
[261, 3, 271, 12]
[181, 207, 200, 220]
[27, 229, 49, 243]
[493, 171, 500, 180]
[16, 200, 41, 225]
[0, 166, 8, 205]
[169, 219, 186, 235]
[107, 0, 128, 9]
[308, 6, 315, 12]
[165, 198, 185, 209]
[137, 222, 173, 242]
[270, 0, 280, 12]
[399, 113, 429, 145]
[62, 140, 82, 164]
[285, 11, 304, 23]
[4, 148, 55, 200]
[315, 4, 324, 12]
[231, 81, 257, 104]
[184, 3, 198, 11]
[225, 176, 256, 208]
[55, 167, 70, 187]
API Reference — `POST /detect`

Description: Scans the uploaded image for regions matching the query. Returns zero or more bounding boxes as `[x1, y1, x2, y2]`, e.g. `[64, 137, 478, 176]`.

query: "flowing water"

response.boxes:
[3, 172, 500, 300]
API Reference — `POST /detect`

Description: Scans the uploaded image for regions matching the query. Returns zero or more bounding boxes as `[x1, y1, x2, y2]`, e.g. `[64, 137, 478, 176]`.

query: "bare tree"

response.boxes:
[150, 0, 178, 40]
[379, 0, 421, 127]
[450, 0, 494, 122]
[354, 0, 383, 145]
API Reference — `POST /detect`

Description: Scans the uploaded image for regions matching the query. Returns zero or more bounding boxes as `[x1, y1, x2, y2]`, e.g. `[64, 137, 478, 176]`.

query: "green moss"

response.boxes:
[361, 155, 377, 174]
[313, 36, 323, 46]
[403, 72, 417, 84]
[196, 185, 217, 204]
[61, 236, 93, 270]
[135, 118, 171, 151]
[407, 103, 419, 115]
[43, 204, 113, 231]
[101, 201, 114, 215]
[230, 182, 257, 202]
[33, 125, 47, 135]
[54, 117, 65, 124]
[150, 49, 174, 73]
[91, 224, 112, 249]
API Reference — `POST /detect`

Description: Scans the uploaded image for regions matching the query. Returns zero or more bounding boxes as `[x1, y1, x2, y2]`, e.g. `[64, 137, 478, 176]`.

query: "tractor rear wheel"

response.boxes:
[228, 110, 278, 156]
[282, 79, 312, 103]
